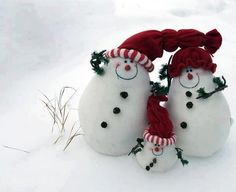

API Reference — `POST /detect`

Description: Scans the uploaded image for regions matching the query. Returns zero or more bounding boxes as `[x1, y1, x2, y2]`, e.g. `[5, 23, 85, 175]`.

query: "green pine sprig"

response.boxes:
[158, 55, 173, 93]
[159, 64, 169, 80]
[90, 50, 109, 75]
[196, 76, 228, 99]
[150, 81, 169, 95]
[175, 148, 189, 166]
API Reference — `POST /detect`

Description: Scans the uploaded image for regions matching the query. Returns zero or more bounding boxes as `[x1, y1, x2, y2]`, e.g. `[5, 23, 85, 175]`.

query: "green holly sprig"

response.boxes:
[175, 148, 189, 166]
[196, 76, 228, 99]
[158, 55, 173, 93]
[90, 50, 109, 75]
[150, 81, 169, 95]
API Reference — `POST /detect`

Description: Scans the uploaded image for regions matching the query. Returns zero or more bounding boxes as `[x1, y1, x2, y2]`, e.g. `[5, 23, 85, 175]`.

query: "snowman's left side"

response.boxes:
[79, 30, 165, 156]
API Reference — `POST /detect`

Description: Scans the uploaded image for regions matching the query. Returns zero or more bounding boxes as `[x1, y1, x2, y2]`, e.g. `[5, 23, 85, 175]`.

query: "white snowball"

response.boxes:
[166, 68, 231, 157]
[79, 57, 151, 155]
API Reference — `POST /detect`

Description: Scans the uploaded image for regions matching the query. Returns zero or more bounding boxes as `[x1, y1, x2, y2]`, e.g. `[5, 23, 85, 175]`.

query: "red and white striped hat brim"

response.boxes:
[105, 48, 154, 72]
[143, 128, 176, 146]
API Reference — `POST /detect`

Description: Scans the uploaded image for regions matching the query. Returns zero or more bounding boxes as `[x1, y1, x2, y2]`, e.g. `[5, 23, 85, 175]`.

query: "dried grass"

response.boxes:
[41, 87, 81, 150]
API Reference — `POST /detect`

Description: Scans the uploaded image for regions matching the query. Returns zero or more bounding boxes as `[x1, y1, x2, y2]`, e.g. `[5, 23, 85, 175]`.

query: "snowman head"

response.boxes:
[178, 67, 215, 89]
[169, 47, 219, 88]
[104, 49, 154, 85]
[98, 30, 177, 85]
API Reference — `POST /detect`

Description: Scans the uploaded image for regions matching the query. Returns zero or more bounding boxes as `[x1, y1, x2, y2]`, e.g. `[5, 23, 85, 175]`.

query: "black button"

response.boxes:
[185, 91, 192, 97]
[180, 122, 187, 129]
[113, 107, 120, 114]
[153, 158, 157, 164]
[120, 91, 128, 99]
[146, 166, 150, 171]
[149, 163, 153, 167]
[186, 102, 193, 109]
[101, 121, 107, 128]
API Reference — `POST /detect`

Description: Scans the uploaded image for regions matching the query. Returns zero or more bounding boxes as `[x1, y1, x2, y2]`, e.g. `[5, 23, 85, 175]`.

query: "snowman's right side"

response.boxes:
[166, 40, 232, 157]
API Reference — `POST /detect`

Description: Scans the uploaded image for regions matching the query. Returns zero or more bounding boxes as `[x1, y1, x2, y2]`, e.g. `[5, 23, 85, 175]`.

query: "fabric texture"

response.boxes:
[106, 29, 222, 74]
[168, 29, 222, 77]
[143, 94, 176, 146]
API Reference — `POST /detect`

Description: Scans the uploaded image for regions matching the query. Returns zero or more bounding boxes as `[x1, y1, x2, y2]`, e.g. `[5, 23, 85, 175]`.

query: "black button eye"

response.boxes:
[130, 60, 133, 63]
[180, 122, 187, 129]
[120, 91, 128, 99]
[185, 91, 192, 97]
[124, 60, 127, 63]
[113, 107, 121, 114]
[101, 121, 108, 128]
[186, 69, 189, 73]
[190, 69, 193, 72]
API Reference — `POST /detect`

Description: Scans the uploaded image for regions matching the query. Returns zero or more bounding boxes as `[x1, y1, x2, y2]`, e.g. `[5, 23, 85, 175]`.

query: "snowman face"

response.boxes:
[107, 57, 138, 80]
[114, 58, 138, 80]
[104, 57, 149, 85]
[178, 66, 200, 89]
[145, 142, 164, 156]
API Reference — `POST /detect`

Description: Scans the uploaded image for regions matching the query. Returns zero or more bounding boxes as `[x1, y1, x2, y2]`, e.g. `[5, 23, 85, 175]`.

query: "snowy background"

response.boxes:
[0, 0, 236, 191]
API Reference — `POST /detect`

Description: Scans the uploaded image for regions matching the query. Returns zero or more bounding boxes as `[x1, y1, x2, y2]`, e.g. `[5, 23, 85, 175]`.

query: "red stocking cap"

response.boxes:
[105, 29, 221, 74]
[168, 29, 222, 77]
[106, 29, 183, 72]
[143, 94, 176, 146]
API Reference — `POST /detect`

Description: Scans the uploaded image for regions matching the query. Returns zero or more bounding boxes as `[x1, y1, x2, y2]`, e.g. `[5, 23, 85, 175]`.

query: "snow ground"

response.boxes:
[0, 0, 236, 191]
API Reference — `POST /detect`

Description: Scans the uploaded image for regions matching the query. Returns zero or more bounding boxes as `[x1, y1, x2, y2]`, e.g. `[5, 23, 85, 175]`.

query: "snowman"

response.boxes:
[166, 29, 232, 157]
[79, 30, 168, 156]
[130, 94, 188, 172]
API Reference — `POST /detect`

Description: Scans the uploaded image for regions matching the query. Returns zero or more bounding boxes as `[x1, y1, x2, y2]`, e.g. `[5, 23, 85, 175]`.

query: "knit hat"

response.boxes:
[143, 94, 176, 146]
[168, 29, 222, 77]
[106, 30, 165, 72]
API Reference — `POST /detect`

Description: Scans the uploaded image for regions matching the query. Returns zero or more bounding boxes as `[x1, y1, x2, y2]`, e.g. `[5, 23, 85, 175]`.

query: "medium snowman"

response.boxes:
[166, 30, 232, 157]
[79, 31, 167, 156]
[130, 94, 188, 172]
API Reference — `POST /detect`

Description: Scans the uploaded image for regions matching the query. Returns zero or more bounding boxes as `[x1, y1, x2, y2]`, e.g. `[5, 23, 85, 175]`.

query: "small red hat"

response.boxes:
[169, 47, 217, 77]
[168, 29, 222, 77]
[106, 30, 165, 72]
[143, 94, 176, 146]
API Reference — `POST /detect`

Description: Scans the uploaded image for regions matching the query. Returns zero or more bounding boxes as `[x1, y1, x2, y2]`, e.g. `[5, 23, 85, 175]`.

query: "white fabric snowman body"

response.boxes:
[166, 47, 231, 157]
[79, 30, 169, 156]
[79, 56, 151, 155]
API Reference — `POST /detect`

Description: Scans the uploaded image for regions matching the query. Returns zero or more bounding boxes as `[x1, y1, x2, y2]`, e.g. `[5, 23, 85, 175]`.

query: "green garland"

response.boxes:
[128, 138, 144, 156]
[196, 76, 228, 99]
[175, 148, 189, 166]
[158, 55, 173, 93]
[150, 81, 169, 95]
[90, 50, 109, 75]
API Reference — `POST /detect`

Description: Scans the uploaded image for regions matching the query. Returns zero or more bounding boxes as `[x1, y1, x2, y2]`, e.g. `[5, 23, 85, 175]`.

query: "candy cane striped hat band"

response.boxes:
[143, 128, 176, 146]
[106, 48, 154, 72]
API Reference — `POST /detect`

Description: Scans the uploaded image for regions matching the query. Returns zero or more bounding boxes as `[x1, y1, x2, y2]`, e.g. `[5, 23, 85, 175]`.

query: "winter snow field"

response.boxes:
[0, 0, 236, 191]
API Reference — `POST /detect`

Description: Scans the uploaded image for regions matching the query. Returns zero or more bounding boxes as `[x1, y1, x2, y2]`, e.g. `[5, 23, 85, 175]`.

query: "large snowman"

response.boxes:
[166, 29, 232, 157]
[79, 31, 166, 156]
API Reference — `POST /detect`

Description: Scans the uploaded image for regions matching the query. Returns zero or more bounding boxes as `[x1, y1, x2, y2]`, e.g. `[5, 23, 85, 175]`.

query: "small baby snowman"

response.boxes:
[131, 93, 188, 172]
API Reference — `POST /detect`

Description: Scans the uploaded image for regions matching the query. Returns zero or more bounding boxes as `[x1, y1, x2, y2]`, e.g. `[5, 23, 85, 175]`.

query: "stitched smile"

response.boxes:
[115, 64, 138, 80]
[179, 73, 200, 89]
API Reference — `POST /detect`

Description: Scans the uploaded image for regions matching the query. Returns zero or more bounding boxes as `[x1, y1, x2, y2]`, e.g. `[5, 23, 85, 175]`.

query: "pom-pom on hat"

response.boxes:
[143, 94, 176, 146]
[106, 30, 166, 72]
[168, 29, 222, 77]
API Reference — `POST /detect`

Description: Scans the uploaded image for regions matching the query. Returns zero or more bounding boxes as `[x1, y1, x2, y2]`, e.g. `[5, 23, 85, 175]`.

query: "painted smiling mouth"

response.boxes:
[115, 64, 138, 80]
[151, 148, 164, 156]
[179, 73, 200, 89]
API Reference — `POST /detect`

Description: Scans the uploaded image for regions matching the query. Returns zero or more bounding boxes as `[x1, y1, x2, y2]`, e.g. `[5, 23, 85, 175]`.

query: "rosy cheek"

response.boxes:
[115, 62, 120, 68]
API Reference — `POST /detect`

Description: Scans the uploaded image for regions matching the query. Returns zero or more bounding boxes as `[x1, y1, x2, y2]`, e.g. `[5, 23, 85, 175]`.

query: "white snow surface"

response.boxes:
[0, 0, 236, 191]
